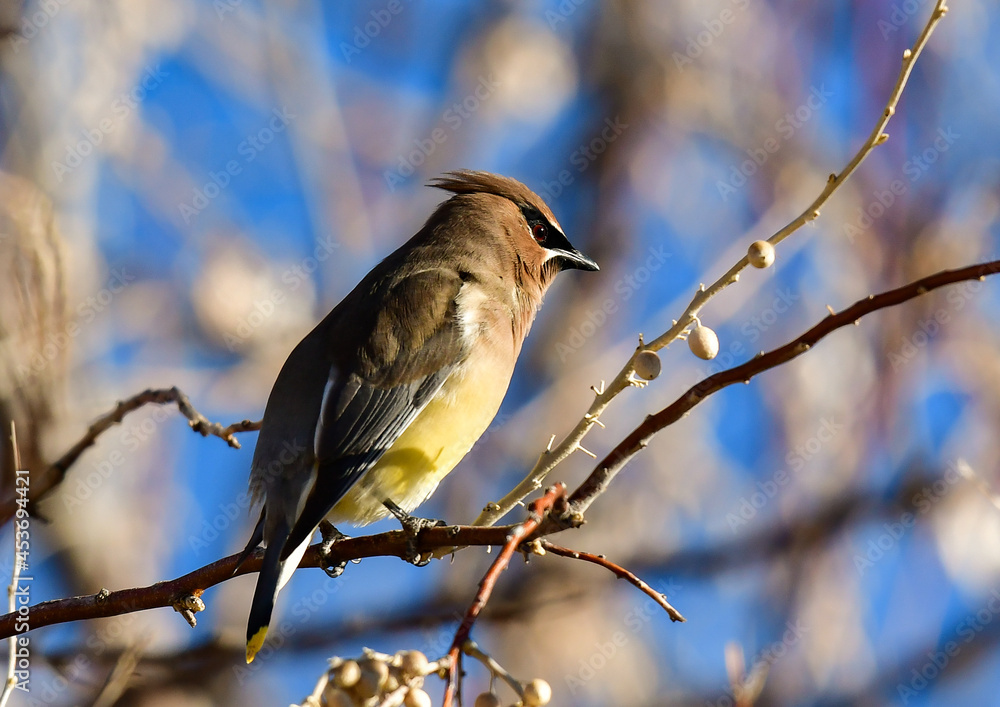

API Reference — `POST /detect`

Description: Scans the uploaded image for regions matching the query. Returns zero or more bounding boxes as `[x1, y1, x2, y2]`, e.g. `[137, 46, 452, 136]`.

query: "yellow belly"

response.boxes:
[327, 361, 510, 525]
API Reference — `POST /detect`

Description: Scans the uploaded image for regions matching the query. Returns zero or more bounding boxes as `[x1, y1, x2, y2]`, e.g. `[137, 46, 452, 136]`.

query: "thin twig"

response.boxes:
[473, 0, 950, 528]
[540, 541, 685, 622]
[91, 638, 147, 707]
[0, 387, 259, 525]
[462, 640, 524, 699]
[442, 484, 566, 707]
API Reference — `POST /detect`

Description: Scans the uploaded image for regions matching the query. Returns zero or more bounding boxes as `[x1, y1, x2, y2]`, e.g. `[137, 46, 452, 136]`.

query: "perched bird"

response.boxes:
[240, 170, 598, 663]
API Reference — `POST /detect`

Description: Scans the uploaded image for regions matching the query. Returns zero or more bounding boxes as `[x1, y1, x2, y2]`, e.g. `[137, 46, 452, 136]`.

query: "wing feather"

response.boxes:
[275, 268, 466, 560]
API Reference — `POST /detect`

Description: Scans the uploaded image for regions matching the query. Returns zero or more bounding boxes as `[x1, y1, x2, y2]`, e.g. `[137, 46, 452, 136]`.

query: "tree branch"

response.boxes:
[0, 257, 991, 644]
[540, 540, 685, 622]
[442, 484, 567, 707]
[0, 387, 259, 524]
[569, 258, 1000, 513]
[473, 0, 951, 527]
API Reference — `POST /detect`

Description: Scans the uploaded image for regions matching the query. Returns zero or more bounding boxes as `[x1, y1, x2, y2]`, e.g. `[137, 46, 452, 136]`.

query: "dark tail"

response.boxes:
[245, 519, 289, 663]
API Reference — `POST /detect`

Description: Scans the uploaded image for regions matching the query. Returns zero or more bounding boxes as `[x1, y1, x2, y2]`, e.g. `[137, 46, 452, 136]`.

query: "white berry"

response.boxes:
[522, 678, 552, 706]
[747, 240, 775, 269]
[634, 350, 661, 381]
[688, 324, 719, 360]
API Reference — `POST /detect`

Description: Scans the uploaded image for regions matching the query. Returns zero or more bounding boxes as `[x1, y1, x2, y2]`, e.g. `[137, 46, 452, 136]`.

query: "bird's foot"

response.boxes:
[318, 520, 350, 578]
[383, 500, 446, 566]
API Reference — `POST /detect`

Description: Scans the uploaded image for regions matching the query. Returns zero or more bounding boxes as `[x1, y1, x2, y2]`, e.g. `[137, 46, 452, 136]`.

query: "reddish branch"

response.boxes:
[568, 258, 1000, 514]
[540, 541, 685, 622]
[0, 524, 532, 640]
[0, 387, 259, 524]
[0, 260, 996, 649]
[441, 484, 567, 707]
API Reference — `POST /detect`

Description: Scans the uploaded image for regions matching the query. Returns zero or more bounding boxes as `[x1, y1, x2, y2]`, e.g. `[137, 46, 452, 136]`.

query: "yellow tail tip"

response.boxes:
[246, 626, 268, 664]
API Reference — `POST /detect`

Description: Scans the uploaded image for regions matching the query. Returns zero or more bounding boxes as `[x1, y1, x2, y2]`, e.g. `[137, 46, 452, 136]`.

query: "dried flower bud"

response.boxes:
[747, 240, 775, 269]
[634, 349, 661, 381]
[688, 324, 719, 360]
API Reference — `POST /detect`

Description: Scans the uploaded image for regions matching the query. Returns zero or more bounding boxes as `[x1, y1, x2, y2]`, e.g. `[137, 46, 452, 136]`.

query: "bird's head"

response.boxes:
[428, 170, 599, 286]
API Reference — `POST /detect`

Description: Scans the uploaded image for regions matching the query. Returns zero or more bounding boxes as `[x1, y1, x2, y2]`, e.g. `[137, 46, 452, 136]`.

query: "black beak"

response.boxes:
[554, 247, 600, 272]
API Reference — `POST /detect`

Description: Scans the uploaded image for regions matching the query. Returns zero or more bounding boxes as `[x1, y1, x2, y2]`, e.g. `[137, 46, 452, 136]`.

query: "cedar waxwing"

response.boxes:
[240, 170, 598, 663]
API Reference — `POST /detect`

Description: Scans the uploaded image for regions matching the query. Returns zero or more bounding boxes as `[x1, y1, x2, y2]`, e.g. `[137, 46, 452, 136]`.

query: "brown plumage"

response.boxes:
[242, 170, 598, 662]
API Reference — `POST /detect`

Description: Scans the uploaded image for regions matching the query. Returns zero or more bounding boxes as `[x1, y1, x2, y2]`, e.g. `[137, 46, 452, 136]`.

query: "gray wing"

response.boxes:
[273, 267, 467, 561]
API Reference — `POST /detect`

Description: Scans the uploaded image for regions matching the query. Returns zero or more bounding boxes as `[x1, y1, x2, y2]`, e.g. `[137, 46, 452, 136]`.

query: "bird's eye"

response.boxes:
[531, 223, 548, 244]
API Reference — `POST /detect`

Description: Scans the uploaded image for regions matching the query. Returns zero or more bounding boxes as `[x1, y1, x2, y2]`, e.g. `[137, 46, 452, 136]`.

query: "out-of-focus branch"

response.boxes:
[0, 387, 259, 525]
[474, 0, 950, 528]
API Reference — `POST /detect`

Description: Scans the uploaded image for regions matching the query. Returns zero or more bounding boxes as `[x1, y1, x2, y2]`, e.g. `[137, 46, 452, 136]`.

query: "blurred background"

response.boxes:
[1, 0, 999, 705]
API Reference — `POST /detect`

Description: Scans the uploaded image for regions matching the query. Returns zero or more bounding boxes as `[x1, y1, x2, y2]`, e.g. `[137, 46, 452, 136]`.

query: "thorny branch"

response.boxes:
[473, 0, 951, 527]
[567, 258, 1000, 514]
[0, 256, 995, 641]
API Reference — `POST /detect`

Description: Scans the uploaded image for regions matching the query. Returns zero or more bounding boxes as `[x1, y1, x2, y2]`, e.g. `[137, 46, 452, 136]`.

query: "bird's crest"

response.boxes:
[429, 170, 563, 234]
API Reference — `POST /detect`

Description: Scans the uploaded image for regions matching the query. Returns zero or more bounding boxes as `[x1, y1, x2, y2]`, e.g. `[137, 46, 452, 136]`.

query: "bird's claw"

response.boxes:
[318, 520, 350, 578]
[383, 500, 446, 565]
